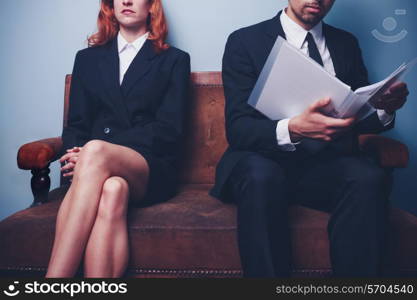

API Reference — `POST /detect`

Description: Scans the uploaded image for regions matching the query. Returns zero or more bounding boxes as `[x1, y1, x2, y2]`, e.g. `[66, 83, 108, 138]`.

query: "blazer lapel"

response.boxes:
[98, 38, 132, 127]
[253, 11, 286, 72]
[323, 24, 347, 82]
[120, 39, 156, 97]
[266, 10, 286, 41]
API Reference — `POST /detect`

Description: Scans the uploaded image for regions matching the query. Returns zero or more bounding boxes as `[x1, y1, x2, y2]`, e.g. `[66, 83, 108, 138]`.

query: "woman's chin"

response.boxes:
[118, 20, 146, 32]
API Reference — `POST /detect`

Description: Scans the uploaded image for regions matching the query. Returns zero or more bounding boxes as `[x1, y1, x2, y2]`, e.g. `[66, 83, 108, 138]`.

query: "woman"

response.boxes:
[46, 0, 190, 278]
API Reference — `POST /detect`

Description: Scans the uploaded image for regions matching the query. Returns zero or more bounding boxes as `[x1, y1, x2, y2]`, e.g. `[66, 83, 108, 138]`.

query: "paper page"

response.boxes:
[340, 93, 375, 119]
[248, 36, 352, 120]
[355, 103, 376, 121]
[355, 57, 416, 107]
[343, 58, 416, 120]
[354, 63, 405, 96]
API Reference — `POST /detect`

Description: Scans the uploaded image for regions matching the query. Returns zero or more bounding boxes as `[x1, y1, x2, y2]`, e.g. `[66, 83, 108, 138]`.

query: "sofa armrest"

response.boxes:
[17, 137, 63, 170]
[358, 134, 409, 168]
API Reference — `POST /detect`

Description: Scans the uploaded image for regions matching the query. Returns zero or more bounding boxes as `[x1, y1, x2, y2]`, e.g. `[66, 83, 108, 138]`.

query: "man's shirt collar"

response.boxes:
[280, 8, 323, 48]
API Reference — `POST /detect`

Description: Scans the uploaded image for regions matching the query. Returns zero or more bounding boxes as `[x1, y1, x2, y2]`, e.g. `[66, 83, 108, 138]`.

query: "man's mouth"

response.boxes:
[305, 4, 322, 14]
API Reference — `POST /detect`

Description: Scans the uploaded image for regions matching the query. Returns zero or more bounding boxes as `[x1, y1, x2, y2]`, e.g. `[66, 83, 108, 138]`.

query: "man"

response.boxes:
[210, 0, 409, 277]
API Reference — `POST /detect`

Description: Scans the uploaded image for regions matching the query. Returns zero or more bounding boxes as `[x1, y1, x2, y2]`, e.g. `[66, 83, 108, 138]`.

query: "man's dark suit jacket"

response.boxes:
[61, 38, 191, 170]
[210, 11, 394, 199]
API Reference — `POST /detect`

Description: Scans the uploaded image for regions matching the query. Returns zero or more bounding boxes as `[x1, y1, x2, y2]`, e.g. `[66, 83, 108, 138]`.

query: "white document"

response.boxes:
[248, 36, 416, 121]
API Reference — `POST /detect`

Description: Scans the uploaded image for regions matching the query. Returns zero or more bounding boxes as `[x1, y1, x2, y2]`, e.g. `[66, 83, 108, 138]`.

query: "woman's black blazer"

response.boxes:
[61, 38, 191, 169]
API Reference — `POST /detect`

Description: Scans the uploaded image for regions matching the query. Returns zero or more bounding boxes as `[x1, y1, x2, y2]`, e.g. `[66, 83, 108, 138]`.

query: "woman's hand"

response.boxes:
[59, 147, 83, 180]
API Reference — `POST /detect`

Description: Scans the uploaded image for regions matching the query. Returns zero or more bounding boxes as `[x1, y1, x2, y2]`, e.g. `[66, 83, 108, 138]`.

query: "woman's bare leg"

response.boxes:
[83, 177, 131, 278]
[46, 140, 149, 278]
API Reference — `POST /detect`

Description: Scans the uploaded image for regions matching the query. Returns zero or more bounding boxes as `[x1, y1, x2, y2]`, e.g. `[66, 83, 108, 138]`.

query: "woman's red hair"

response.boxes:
[88, 0, 169, 52]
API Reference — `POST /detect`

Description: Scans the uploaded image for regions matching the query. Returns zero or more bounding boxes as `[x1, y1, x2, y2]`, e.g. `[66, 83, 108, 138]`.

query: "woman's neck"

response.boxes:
[119, 26, 148, 43]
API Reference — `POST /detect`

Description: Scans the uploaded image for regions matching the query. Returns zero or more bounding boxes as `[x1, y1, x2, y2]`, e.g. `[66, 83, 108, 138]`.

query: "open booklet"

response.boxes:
[248, 35, 416, 122]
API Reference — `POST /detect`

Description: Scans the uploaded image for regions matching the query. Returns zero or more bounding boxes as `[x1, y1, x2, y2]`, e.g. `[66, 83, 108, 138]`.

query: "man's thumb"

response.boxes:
[310, 98, 331, 111]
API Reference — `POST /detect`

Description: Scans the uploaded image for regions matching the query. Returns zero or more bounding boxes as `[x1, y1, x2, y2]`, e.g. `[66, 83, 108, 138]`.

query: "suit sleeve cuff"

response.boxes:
[377, 109, 395, 127]
[276, 118, 299, 151]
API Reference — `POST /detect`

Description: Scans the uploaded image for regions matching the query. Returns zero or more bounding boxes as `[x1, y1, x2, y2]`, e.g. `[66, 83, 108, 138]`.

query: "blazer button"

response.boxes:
[104, 127, 111, 134]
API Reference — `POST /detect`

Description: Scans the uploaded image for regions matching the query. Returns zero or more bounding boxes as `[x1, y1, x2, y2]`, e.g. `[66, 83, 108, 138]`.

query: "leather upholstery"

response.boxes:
[17, 138, 62, 170]
[359, 134, 410, 168]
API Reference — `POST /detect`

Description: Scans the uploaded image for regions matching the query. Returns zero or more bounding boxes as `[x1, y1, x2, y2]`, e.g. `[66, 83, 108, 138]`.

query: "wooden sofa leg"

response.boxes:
[30, 166, 51, 206]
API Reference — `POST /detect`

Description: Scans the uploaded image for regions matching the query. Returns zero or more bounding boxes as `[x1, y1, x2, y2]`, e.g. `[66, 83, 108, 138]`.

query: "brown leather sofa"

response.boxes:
[1, 72, 416, 277]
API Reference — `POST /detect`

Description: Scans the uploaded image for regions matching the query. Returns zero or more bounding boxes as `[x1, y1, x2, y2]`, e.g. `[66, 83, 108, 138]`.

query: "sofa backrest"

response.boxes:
[63, 72, 228, 185]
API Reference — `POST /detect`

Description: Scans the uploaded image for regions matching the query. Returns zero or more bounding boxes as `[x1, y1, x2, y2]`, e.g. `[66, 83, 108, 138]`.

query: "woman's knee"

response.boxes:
[77, 140, 108, 168]
[97, 177, 130, 221]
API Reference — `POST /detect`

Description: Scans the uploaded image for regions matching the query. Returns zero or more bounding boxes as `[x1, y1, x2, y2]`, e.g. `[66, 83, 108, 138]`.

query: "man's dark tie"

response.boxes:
[306, 32, 324, 66]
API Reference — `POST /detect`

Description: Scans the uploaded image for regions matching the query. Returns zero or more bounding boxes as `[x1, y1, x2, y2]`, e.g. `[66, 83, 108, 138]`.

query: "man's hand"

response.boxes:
[373, 82, 409, 114]
[288, 98, 356, 143]
[59, 147, 83, 179]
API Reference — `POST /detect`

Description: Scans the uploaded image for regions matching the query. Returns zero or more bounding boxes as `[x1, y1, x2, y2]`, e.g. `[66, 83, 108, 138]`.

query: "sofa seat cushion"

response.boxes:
[1, 185, 417, 277]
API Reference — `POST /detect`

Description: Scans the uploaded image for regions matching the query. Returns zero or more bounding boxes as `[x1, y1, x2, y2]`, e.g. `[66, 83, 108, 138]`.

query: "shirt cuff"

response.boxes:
[377, 109, 395, 127]
[276, 118, 299, 151]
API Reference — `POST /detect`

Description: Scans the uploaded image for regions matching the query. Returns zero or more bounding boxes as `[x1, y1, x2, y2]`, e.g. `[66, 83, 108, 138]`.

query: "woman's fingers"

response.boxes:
[62, 146, 83, 160]
[59, 153, 70, 163]
[67, 146, 83, 153]
[60, 148, 82, 179]
[60, 152, 74, 163]
[59, 151, 80, 163]
[63, 171, 74, 178]
[68, 156, 79, 164]
[61, 162, 75, 173]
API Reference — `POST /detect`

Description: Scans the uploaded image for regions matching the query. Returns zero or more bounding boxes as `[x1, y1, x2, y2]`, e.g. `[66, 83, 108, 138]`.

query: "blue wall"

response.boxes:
[0, 0, 416, 221]
[0, 0, 99, 221]
[326, 0, 417, 216]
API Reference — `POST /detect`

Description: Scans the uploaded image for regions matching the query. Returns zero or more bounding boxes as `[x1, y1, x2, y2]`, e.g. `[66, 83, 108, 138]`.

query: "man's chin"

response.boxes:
[301, 14, 322, 25]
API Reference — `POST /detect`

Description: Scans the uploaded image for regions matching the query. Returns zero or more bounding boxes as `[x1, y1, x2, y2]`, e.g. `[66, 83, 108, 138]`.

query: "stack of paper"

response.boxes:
[248, 36, 416, 121]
